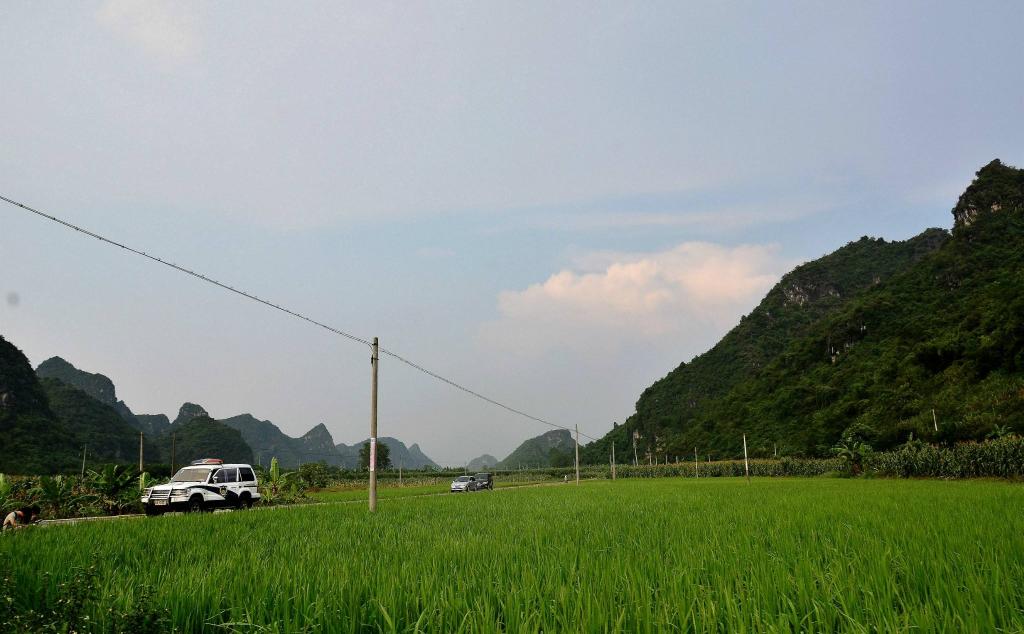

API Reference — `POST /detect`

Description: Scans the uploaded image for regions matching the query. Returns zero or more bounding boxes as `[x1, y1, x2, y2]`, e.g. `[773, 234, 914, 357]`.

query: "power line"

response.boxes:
[379, 348, 600, 442]
[1, 193, 600, 443]
[0, 194, 372, 348]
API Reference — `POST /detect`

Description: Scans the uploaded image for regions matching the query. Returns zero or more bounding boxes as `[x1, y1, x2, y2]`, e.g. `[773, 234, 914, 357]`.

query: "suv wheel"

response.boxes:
[239, 493, 253, 509]
[188, 495, 205, 513]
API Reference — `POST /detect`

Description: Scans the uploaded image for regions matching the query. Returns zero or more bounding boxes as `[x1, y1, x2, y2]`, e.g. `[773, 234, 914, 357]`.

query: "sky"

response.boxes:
[1, 1, 1022, 466]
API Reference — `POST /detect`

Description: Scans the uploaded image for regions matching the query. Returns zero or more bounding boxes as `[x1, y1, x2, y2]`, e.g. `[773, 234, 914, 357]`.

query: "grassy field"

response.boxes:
[309, 478, 555, 503]
[2, 478, 1023, 632]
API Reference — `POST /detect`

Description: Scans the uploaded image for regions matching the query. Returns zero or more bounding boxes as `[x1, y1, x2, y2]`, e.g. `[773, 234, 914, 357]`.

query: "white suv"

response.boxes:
[143, 459, 261, 515]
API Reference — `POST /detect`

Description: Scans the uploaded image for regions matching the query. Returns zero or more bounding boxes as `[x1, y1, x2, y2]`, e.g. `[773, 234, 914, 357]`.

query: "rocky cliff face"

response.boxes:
[172, 402, 209, 427]
[953, 159, 1024, 228]
[297, 423, 339, 461]
[36, 357, 139, 427]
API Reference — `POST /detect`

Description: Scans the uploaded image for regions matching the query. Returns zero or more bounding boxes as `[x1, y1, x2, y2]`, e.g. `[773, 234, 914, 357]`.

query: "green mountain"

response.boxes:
[39, 377, 161, 465]
[0, 337, 79, 474]
[159, 415, 254, 466]
[337, 437, 440, 470]
[171, 403, 210, 428]
[585, 160, 1024, 462]
[135, 414, 171, 437]
[187, 407, 440, 469]
[218, 413, 310, 468]
[36, 357, 137, 424]
[35, 357, 170, 437]
[213, 413, 345, 468]
[467, 454, 499, 471]
[498, 429, 575, 469]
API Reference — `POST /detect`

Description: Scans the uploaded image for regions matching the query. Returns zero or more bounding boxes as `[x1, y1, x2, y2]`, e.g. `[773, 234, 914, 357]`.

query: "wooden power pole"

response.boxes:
[611, 441, 616, 480]
[138, 432, 144, 473]
[369, 337, 379, 512]
[743, 434, 750, 484]
[80, 445, 87, 479]
[574, 424, 580, 486]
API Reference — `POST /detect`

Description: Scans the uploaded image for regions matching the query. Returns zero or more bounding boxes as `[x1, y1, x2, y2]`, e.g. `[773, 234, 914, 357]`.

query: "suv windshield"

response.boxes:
[171, 467, 213, 483]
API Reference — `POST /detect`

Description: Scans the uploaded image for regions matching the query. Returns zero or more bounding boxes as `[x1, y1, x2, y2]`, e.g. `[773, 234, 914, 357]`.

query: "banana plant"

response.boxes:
[139, 471, 155, 492]
[260, 457, 293, 504]
[33, 475, 83, 518]
[831, 438, 873, 476]
[86, 464, 136, 514]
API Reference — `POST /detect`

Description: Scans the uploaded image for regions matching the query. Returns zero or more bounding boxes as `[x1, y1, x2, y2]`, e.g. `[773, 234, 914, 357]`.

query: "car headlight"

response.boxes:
[171, 488, 187, 496]
[143, 488, 153, 495]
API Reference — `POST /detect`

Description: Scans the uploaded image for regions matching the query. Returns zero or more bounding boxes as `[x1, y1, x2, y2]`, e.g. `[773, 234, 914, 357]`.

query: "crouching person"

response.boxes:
[3, 505, 39, 531]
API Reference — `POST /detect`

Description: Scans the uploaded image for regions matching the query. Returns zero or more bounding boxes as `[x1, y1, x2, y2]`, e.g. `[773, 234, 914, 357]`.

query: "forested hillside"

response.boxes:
[0, 337, 79, 473]
[585, 160, 1024, 462]
[40, 377, 161, 464]
[499, 429, 575, 469]
[158, 415, 254, 466]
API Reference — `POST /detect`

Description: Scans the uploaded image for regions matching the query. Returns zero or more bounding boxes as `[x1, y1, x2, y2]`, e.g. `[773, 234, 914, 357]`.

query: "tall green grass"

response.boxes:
[2, 478, 1022, 632]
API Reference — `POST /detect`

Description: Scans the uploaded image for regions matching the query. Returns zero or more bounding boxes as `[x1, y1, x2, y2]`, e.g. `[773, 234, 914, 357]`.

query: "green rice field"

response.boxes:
[2, 478, 1023, 632]
[309, 478, 554, 503]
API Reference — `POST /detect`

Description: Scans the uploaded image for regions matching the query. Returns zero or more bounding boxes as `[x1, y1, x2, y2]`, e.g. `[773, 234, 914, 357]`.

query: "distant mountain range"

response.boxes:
[0, 348, 441, 473]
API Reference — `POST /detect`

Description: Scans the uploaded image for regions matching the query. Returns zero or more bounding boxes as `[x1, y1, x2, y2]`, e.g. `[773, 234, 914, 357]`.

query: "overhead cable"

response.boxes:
[1, 193, 599, 443]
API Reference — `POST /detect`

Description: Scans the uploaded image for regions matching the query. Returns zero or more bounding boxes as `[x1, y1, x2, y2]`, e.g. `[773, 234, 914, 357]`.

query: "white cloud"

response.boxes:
[480, 242, 790, 356]
[96, 0, 200, 64]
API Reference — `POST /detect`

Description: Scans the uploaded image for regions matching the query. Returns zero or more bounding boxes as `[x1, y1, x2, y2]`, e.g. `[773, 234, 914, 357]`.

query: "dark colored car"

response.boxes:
[473, 473, 494, 490]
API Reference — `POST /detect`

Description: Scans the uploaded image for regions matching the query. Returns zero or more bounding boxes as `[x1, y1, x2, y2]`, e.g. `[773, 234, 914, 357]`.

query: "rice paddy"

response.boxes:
[2, 478, 1023, 632]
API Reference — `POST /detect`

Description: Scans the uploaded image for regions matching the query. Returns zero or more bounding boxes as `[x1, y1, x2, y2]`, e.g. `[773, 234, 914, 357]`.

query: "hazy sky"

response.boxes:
[2, 2, 1021, 466]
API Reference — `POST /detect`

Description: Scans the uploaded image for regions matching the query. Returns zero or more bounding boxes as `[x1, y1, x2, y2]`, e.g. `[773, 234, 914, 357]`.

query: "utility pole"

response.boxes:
[932, 409, 938, 432]
[694, 447, 699, 479]
[399, 461, 403, 487]
[611, 441, 616, 480]
[139, 432, 144, 473]
[170, 433, 176, 473]
[743, 434, 750, 484]
[369, 337, 379, 512]
[574, 424, 580, 486]
[80, 445, 87, 479]
[632, 432, 639, 466]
